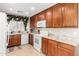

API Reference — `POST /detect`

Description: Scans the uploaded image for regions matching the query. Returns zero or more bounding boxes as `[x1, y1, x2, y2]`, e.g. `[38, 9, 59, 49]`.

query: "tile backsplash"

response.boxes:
[38, 28, 79, 37]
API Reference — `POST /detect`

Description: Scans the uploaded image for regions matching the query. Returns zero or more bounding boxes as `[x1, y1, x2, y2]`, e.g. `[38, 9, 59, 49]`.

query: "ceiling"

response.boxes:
[0, 3, 56, 17]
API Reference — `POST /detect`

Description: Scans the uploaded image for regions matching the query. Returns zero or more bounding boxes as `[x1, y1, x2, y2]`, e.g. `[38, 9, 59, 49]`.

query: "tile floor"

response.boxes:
[6, 44, 44, 56]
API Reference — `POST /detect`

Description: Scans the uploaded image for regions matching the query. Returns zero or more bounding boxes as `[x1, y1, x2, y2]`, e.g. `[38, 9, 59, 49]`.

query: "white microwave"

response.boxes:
[37, 20, 46, 27]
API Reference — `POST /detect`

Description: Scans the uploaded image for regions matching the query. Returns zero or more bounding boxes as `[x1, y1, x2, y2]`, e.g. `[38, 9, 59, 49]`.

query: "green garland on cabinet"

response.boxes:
[7, 15, 28, 31]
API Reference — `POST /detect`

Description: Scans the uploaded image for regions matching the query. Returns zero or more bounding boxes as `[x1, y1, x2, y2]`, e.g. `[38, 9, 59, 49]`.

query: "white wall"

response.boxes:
[8, 20, 25, 33]
[0, 12, 7, 56]
[39, 28, 79, 36]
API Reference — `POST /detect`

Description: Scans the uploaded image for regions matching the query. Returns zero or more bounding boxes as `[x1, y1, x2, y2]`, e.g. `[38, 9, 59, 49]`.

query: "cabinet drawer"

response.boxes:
[48, 39, 58, 46]
[58, 46, 74, 56]
[58, 42, 74, 51]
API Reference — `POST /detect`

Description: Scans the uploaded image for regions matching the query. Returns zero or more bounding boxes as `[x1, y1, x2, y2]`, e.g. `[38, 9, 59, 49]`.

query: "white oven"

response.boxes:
[33, 35, 42, 52]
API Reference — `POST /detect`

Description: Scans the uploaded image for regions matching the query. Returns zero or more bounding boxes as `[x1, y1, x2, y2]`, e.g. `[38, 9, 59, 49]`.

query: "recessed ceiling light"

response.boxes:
[9, 8, 13, 11]
[31, 7, 35, 10]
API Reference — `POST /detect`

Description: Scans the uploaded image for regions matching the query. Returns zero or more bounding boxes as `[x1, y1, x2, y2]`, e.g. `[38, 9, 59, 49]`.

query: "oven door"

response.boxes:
[34, 35, 41, 52]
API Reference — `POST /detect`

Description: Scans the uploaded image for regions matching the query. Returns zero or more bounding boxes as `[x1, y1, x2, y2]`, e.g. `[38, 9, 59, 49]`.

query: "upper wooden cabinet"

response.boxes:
[30, 16, 34, 28]
[63, 3, 78, 27]
[37, 11, 46, 21]
[30, 16, 37, 28]
[45, 7, 52, 28]
[52, 4, 64, 28]
[30, 3, 78, 28]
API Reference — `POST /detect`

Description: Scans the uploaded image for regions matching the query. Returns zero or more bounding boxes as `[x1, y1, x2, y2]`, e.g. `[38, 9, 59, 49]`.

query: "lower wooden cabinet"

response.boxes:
[48, 40, 58, 56]
[58, 47, 74, 56]
[41, 37, 75, 56]
[8, 34, 21, 48]
[13, 35, 21, 46]
[42, 37, 48, 55]
[29, 34, 34, 46]
[58, 42, 75, 56]
[8, 35, 14, 47]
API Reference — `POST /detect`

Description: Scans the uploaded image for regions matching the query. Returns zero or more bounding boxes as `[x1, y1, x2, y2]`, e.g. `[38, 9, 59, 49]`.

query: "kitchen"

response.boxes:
[0, 3, 79, 56]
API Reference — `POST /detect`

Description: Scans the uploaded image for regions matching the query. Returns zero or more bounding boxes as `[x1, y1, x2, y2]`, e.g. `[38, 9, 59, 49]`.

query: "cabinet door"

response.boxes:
[63, 3, 78, 27]
[14, 35, 21, 46]
[52, 4, 63, 27]
[8, 35, 14, 47]
[58, 47, 74, 56]
[45, 8, 52, 28]
[48, 39, 58, 56]
[30, 16, 36, 28]
[33, 15, 37, 28]
[29, 34, 33, 46]
[37, 11, 46, 21]
[42, 37, 48, 55]
[30, 17, 34, 28]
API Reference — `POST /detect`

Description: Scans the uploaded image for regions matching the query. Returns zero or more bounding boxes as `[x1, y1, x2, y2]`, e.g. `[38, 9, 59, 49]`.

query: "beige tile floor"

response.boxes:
[6, 44, 45, 56]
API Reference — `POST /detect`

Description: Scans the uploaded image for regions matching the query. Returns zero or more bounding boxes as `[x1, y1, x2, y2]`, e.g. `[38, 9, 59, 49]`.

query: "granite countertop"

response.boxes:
[8, 31, 28, 35]
[8, 31, 79, 46]
[29, 32, 79, 46]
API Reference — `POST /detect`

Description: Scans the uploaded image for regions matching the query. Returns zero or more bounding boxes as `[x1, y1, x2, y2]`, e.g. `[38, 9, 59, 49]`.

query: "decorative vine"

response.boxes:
[7, 14, 28, 31]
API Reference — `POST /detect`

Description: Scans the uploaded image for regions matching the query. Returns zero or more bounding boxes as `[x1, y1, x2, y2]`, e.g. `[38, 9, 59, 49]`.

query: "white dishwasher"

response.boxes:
[21, 33, 28, 45]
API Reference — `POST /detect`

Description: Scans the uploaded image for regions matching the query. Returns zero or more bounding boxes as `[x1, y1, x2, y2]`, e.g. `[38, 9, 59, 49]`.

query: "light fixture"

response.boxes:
[31, 6, 35, 10]
[9, 8, 13, 11]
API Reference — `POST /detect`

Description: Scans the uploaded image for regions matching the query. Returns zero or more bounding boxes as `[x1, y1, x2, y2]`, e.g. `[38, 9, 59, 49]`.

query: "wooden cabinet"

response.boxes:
[30, 3, 78, 28]
[8, 35, 14, 47]
[45, 8, 52, 28]
[58, 47, 74, 56]
[37, 11, 46, 21]
[52, 3, 78, 28]
[42, 37, 48, 55]
[63, 3, 78, 27]
[13, 35, 21, 46]
[58, 42, 74, 56]
[30, 16, 37, 28]
[48, 39, 58, 56]
[8, 34, 21, 48]
[30, 16, 34, 28]
[52, 4, 63, 28]
[29, 34, 34, 46]
[41, 37, 75, 56]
